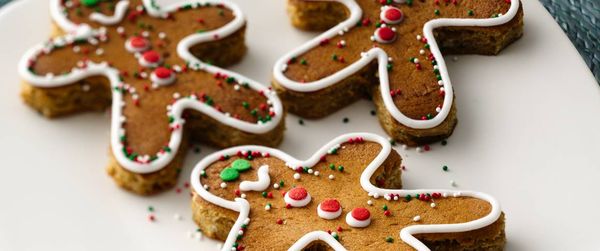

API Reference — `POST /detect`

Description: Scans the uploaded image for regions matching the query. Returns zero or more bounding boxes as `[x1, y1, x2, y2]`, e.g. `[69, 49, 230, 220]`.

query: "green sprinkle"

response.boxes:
[242, 101, 249, 109]
[370, 110, 376, 116]
[406, 0, 413, 6]
[262, 191, 268, 198]
[343, 117, 349, 123]
[434, 9, 440, 15]
[405, 194, 412, 201]
[147, 206, 154, 212]
[279, 180, 285, 187]
[386, 236, 394, 243]
[382, 205, 388, 211]
[300, 59, 307, 65]
[338, 165, 344, 172]
[220, 168, 240, 181]
[298, 119, 304, 125]
[468, 10, 474, 16]
[329, 164, 335, 170]
[332, 54, 338, 61]
[443, 165, 448, 171]
[441, 140, 448, 146]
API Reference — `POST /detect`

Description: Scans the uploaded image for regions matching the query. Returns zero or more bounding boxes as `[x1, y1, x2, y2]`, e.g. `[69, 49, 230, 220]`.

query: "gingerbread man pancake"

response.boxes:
[18, 0, 285, 195]
[191, 133, 505, 250]
[273, 0, 523, 146]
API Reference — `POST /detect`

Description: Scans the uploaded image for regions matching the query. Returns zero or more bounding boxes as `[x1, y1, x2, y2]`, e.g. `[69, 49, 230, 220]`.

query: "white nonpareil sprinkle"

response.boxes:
[367, 200, 373, 205]
[241, 193, 247, 199]
[273, 183, 280, 189]
[430, 203, 436, 208]
[328, 174, 335, 180]
[293, 173, 301, 180]
[220, 182, 227, 188]
[314, 171, 320, 176]
[413, 215, 421, 222]
[416, 147, 423, 153]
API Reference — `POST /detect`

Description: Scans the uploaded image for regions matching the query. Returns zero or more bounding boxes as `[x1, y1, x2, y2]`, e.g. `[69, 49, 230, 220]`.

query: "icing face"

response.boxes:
[18, 0, 284, 174]
[273, 0, 520, 130]
[191, 133, 502, 250]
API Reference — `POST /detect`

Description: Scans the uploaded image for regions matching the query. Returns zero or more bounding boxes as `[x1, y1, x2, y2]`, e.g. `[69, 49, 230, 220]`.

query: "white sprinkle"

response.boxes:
[307, 169, 314, 174]
[328, 174, 335, 180]
[173, 92, 181, 99]
[273, 183, 280, 189]
[73, 46, 80, 53]
[314, 171, 320, 176]
[442, 193, 448, 198]
[402, 144, 408, 150]
[244, 218, 251, 225]
[367, 200, 373, 205]
[384, 194, 391, 201]
[293, 173, 301, 180]
[338, 30, 344, 35]
[416, 35, 422, 40]
[452, 56, 459, 62]
[370, 36, 375, 41]
[413, 58, 420, 64]
[430, 203, 436, 208]
[117, 26, 125, 34]
[158, 32, 166, 39]
[388, 57, 393, 62]
[220, 182, 227, 188]
[142, 31, 150, 37]
[241, 193, 247, 199]
[95, 48, 104, 56]
[416, 147, 423, 153]
[265, 204, 271, 211]
[234, 85, 240, 91]
[419, 49, 425, 55]
[203, 184, 209, 189]
[81, 84, 91, 92]
[436, 107, 442, 113]
[373, 193, 380, 199]
[438, 80, 444, 86]
[413, 215, 421, 222]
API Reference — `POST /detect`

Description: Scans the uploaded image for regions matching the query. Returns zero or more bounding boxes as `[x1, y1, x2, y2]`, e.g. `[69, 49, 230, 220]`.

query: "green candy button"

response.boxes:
[231, 159, 251, 172]
[81, 0, 100, 7]
[220, 168, 239, 182]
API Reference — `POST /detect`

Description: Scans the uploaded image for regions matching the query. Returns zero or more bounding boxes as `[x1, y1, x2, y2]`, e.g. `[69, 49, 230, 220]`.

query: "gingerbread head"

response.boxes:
[18, 0, 285, 194]
[273, 0, 523, 146]
[191, 133, 505, 250]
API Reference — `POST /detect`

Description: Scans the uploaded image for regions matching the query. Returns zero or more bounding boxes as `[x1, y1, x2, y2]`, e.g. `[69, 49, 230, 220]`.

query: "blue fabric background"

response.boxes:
[1, 0, 598, 83]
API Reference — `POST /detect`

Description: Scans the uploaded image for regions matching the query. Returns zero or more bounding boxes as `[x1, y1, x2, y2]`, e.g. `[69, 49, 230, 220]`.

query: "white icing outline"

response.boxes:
[273, 0, 520, 129]
[18, 0, 284, 174]
[317, 201, 342, 220]
[89, 0, 130, 25]
[239, 165, 270, 192]
[284, 187, 312, 207]
[345, 210, 371, 228]
[190, 132, 501, 251]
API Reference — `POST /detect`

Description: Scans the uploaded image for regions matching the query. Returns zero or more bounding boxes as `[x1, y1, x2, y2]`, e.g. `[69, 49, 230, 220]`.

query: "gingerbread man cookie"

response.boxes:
[191, 133, 505, 250]
[273, 0, 523, 146]
[18, 0, 285, 195]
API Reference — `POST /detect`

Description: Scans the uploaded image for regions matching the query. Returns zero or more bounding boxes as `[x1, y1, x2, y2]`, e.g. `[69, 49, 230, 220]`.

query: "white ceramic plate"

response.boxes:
[1, 0, 599, 250]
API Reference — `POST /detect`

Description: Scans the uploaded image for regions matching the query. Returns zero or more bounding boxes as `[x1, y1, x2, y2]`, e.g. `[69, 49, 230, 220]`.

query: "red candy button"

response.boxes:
[130, 36, 148, 49]
[320, 199, 341, 212]
[351, 207, 370, 221]
[383, 7, 403, 24]
[142, 50, 161, 63]
[154, 67, 172, 79]
[377, 27, 396, 42]
[288, 187, 308, 201]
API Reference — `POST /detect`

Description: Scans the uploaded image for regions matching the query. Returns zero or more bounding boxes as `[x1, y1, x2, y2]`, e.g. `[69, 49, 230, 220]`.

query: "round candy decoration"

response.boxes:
[380, 6, 404, 24]
[151, 67, 176, 86]
[125, 36, 150, 53]
[139, 50, 163, 68]
[346, 207, 371, 228]
[231, 159, 252, 172]
[220, 168, 239, 182]
[284, 187, 311, 207]
[317, 199, 342, 220]
[81, 0, 99, 7]
[373, 26, 397, 44]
